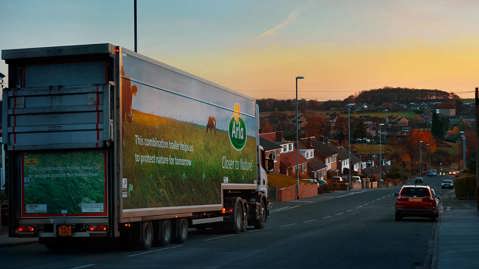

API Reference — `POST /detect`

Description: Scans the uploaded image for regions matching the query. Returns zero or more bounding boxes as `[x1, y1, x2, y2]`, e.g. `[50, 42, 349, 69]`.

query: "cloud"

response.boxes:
[257, 8, 302, 38]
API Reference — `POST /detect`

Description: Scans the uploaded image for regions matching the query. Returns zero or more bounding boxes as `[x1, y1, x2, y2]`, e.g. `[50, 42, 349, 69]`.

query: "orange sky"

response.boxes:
[2, 1, 479, 101]
[159, 38, 479, 100]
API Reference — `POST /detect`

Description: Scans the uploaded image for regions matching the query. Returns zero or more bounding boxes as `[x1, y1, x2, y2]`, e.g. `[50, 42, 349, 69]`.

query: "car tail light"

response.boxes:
[16, 225, 35, 233]
[88, 224, 108, 232]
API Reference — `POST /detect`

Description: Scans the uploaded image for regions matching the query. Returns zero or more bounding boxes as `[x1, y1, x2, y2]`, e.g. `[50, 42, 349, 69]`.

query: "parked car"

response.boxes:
[440, 179, 454, 189]
[426, 169, 437, 177]
[331, 176, 344, 183]
[317, 179, 329, 193]
[395, 185, 439, 221]
[414, 177, 424, 185]
[352, 176, 362, 183]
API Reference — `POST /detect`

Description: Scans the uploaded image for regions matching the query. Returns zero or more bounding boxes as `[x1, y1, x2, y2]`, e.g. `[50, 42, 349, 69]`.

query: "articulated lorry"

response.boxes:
[2, 44, 269, 249]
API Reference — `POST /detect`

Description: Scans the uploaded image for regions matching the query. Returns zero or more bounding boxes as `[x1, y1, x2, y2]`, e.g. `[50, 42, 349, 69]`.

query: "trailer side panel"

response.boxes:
[119, 50, 258, 212]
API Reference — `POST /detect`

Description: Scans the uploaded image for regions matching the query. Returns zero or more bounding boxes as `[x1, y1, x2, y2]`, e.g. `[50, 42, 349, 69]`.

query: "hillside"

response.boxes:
[353, 87, 460, 105]
[257, 87, 459, 112]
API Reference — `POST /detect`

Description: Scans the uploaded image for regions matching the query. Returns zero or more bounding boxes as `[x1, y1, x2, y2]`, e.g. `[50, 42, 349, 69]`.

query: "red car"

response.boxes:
[395, 185, 439, 221]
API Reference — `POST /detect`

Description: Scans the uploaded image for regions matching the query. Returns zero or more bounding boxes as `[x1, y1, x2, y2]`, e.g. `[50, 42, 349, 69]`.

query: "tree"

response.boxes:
[352, 120, 367, 140]
[431, 112, 448, 139]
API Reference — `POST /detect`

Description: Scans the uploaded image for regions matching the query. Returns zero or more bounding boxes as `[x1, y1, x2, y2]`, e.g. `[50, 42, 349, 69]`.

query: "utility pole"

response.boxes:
[134, 0, 138, 52]
[379, 123, 384, 182]
[295, 76, 304, 199]
[419, 140, 423, 176]
[460, 131, 466, 170]
[347, 103, 354, 191]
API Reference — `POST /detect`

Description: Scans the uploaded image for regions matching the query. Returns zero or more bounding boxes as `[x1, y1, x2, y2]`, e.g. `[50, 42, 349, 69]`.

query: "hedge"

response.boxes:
[454, 174, 477, 200]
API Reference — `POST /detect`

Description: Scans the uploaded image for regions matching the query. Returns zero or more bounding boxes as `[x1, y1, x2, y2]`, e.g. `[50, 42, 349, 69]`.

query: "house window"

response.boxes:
[289, 144, 293, 151]
[282, 145, 287, 152]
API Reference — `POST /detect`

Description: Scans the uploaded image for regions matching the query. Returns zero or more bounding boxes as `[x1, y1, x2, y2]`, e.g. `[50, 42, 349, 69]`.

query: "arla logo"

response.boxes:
[228, 103, 247, 151]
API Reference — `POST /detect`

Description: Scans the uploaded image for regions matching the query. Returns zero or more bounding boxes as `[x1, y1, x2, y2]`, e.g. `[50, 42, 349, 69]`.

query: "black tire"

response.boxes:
[241, 201, 248, 232]
[138, 221, 154, 249]
[156, 220, 172, 246]
[231, 197, 244, 234]
[173, 219, 188, 244]
[254, 200, 267, 229]
[395, 213, 402, 221]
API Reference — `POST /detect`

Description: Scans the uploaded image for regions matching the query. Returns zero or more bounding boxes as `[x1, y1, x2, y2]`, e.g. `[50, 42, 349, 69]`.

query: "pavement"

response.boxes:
[434, 190, 479, 269]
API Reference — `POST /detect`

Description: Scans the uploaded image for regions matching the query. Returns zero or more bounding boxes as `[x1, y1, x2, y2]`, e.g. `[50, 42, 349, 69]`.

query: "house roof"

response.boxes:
[259, 132, 278, 143]
[308, 158, 326, 171]
[316, 143, 338, 158]
[351, 154, 361, 164]
[337, 147, 348, 160]
[434, 103, 456, 109]
[260, 137, 282, 151]
[280, 150, 307, 167]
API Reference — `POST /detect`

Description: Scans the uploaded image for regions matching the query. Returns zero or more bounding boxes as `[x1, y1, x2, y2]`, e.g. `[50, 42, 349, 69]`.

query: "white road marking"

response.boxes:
[127, 246, 182, 257]
[304, 219, 317, 224]
[346, 209, 353, 213]
[289, 200, 314, 203]
[270, 206, 291, 213]
[280, 223, 297, 228]
[203, 234, 236, 242]
[335, 212, 344, 216]
[323, 215, 332, 219]
[71, 264, 95, 269]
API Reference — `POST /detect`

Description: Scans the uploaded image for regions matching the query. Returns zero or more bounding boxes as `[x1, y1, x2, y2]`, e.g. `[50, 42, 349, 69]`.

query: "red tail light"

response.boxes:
[88, 224, 108, 232]
[16, 225, 35, 233]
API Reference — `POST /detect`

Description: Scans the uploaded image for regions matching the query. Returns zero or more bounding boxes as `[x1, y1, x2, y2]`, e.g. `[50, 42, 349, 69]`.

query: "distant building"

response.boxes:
[260, 137, 282, 174]
[280, 150, 308, 177]
[315, 143, 339, 172]
[308, 158, 327, 180]
[434, 103, 456, 117]
[300, 148, 315, 160]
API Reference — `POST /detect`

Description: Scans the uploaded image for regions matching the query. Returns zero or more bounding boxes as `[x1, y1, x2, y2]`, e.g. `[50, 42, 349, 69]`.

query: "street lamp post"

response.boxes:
[347, 103, 355, 191]
[378, 123, 384, 182]
[419, 140, 424, 176]
[134, 0, 138, 52]
[295, 76, 304, 200]
[460, 131, 466, 170]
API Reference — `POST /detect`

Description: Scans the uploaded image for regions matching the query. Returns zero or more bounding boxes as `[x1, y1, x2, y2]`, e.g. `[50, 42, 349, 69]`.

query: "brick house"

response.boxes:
[260, 137, 282, 174]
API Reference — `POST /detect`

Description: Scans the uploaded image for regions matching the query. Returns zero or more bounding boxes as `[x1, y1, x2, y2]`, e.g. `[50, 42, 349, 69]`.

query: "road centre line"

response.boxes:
[335, 212, 344, 216]
[346, 209, 353, 213]
[304, 219, 317, 223]
[71, 264, 96, 269]
[127, 245, 182, 257]
[203, 234, 236, 242]
[323, 215, 332, 219]
[289, 200, 314, 203]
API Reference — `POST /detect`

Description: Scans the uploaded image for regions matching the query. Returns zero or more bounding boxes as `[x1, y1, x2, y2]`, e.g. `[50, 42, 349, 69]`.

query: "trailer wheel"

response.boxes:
[231, 197, 244, 233]
[138, 221, 153, 249]
[254, 200, 267, 229]
[241, 201, 248, 232]
[173, 219, 188, 243]
[156, 220, 172, 246]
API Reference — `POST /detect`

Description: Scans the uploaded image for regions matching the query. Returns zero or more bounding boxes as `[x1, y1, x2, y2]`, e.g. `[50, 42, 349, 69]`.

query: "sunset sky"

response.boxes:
[1, 0, 478, 100]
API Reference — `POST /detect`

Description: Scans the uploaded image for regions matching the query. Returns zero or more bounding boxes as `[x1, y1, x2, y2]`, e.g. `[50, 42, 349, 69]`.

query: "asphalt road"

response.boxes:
[0, 176, 451, 269]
